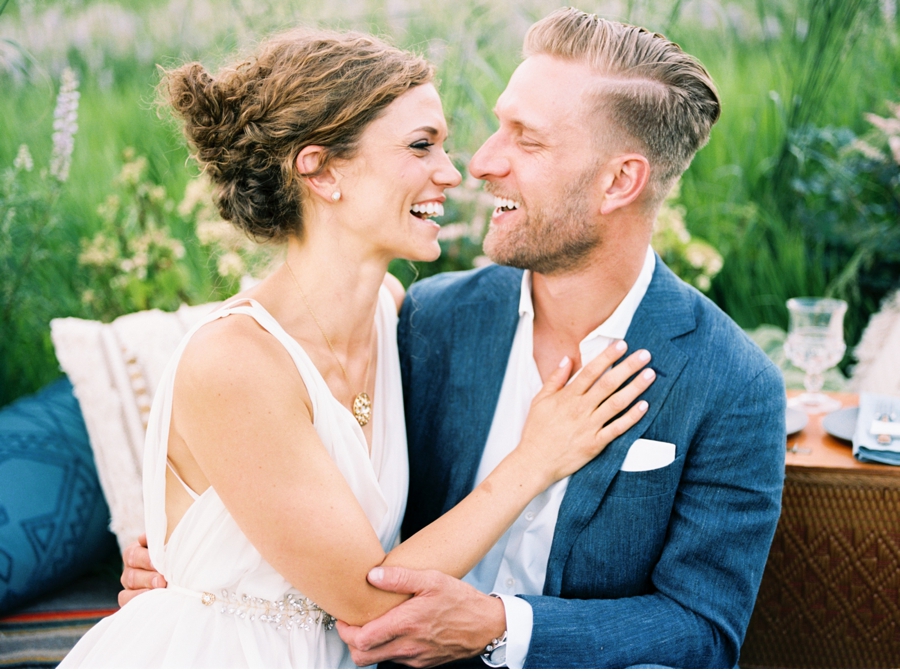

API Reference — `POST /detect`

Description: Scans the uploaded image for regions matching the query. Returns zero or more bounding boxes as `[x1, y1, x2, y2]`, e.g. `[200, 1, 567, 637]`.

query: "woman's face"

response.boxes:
[337, 83, 461, 262]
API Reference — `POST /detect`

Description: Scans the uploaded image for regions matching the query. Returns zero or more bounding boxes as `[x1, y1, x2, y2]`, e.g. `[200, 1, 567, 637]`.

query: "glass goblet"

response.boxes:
[783, 297, 847, 414]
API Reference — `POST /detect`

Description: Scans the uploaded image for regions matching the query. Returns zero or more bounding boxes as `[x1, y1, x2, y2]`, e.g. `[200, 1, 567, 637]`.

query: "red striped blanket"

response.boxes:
[0, 574, 119, 669]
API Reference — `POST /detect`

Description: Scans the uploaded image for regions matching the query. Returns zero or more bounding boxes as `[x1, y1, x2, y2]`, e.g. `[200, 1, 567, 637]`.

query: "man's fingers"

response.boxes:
[117, 588, 148, 608]
[123, 540, 156, 572]
[121, 567, 166, 591]
[367, 566, 439, 596]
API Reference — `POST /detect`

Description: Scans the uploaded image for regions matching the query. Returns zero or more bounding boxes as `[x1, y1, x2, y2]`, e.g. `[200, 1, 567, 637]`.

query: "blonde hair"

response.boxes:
[524, 8, 720, 202]
[161, 28, 433, 241]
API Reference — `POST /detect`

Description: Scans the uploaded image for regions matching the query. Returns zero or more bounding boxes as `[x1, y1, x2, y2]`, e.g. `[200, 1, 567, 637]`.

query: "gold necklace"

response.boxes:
[285, 262, 374, 427]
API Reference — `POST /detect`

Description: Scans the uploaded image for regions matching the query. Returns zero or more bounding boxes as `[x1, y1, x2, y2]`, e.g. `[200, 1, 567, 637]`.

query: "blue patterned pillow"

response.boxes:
[0, 377, 117, 615]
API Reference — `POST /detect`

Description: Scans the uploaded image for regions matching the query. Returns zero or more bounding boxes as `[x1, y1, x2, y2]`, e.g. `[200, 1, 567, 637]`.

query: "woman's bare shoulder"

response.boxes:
[176, 313, 308, 409]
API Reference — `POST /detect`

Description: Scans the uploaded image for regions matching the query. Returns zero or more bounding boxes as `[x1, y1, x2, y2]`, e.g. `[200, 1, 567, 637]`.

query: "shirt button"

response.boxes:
[524, 511, 535, 521]
[506, 578, 515, 588]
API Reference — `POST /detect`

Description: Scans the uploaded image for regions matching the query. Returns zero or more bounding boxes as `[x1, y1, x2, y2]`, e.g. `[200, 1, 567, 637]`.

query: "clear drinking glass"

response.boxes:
[783, 297, 847, 414]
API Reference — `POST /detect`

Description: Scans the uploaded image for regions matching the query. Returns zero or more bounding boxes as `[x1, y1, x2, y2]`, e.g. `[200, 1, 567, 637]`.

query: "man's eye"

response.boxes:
[410, 141, 434, 151]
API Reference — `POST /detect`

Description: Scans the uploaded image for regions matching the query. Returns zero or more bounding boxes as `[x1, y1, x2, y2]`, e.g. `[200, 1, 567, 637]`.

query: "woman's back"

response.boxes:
[60, 287, 407, 668]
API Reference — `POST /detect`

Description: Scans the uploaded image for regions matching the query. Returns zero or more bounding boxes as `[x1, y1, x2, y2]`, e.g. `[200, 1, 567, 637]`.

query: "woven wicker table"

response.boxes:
[740, 392, 900, 668]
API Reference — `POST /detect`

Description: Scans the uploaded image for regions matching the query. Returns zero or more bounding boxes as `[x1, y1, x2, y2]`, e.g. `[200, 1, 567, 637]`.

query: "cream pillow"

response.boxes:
[852, 290, 900, 397]
[50, 302, 219, 551]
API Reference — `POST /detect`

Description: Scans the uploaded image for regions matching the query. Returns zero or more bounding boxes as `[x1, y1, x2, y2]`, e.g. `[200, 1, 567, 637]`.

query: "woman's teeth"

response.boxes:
[410, 202, 444, 218]
[493, 197, 521, 213]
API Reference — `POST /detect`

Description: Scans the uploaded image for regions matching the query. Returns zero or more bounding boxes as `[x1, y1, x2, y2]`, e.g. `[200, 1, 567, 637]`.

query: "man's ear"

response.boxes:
[295, 146, 341, 202]
[598, 153, 650, 215]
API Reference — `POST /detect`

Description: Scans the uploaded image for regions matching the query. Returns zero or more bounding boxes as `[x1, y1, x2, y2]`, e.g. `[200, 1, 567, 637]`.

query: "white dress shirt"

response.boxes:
[462, 247, 656, 668]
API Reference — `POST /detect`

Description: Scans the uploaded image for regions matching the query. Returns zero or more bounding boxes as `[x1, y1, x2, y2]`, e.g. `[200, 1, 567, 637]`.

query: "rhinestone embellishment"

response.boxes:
[212, 590, 335, 631]
[353, 392, 372, 426]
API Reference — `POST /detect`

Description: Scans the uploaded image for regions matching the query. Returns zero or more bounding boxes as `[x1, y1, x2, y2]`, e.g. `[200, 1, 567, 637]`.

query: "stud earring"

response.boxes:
[331, 191, 341, 202]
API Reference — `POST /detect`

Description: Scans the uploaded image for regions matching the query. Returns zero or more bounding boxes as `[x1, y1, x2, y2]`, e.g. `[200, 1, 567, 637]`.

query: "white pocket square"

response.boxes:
[620, 439, 676, 472]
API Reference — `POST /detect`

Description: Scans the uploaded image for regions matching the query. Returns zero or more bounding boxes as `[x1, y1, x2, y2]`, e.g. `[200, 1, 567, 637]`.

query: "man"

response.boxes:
[121, 8, 785, 667]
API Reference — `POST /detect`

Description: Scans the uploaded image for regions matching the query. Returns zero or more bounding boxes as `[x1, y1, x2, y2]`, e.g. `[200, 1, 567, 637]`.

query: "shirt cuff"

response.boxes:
[493, 593, 533, 669]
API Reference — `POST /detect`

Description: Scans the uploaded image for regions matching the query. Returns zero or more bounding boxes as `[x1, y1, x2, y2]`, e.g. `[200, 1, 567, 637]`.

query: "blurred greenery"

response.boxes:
[1, 0, 898, 406]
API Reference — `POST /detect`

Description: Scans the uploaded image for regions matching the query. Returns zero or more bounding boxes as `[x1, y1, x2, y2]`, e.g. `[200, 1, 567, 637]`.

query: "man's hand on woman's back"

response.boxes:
[119, 534, 166, 607]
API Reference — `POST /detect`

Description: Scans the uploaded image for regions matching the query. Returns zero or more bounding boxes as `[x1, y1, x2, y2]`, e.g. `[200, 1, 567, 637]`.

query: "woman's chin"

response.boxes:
[396, 241, 442, 263]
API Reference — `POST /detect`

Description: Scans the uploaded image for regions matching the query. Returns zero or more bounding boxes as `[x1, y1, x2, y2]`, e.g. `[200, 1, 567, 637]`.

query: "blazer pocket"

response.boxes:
[606, 453, 685, 499]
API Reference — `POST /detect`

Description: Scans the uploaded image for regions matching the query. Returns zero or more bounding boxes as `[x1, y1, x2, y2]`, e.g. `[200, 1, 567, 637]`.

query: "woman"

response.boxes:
[61, 28, 654, 668]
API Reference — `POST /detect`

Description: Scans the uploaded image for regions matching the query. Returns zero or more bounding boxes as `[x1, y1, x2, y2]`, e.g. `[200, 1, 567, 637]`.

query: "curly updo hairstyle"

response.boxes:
[161, 29, 434, 241]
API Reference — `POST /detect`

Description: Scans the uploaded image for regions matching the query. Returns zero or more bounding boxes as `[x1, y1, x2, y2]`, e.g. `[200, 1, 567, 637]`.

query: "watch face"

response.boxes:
[489, 645, 506, 666]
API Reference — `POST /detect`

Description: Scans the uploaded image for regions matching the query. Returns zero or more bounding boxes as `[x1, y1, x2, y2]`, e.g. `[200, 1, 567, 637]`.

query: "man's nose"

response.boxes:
[468, 132, 509, 181]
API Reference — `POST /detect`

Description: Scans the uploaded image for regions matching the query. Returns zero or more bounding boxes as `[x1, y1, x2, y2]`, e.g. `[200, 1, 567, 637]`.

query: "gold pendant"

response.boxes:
[353, 392, 372, 427]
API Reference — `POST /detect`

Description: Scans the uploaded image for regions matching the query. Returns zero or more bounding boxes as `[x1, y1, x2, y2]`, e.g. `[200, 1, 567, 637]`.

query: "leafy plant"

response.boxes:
[786, 105, 900, 352]
[0, 66, 81, 406]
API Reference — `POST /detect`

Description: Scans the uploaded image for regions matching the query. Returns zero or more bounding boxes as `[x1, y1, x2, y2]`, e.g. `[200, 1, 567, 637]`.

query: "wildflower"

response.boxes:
[118, 155, 148, 187]
[49, 67, 80, 183]
[217, 251, 245, 278]
[437, 223, 471, 241]
[889, 136, 900, 165]
[13, 144, 33, 172]
[178, 177, 212, 217]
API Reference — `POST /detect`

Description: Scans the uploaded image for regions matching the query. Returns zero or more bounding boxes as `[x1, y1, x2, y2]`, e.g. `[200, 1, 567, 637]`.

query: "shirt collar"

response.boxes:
[517, 246, 656, 345]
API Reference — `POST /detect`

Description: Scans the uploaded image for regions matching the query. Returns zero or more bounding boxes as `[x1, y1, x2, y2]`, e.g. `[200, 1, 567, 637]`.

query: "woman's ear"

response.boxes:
[296, 146, 341, 202]
[598, 153, 650, 215]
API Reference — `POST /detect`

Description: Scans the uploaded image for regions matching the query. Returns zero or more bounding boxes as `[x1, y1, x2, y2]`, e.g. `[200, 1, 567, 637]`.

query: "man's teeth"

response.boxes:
[410, 202, 444, 217]
[493, 197, 522, 212]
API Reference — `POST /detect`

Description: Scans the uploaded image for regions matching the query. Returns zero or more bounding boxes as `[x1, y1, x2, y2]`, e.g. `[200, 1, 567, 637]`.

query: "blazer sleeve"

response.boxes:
[520, 362, 786, 669]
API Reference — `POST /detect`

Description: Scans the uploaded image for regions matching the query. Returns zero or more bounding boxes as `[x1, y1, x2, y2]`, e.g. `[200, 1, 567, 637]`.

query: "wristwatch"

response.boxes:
[481, 630, 508, 668]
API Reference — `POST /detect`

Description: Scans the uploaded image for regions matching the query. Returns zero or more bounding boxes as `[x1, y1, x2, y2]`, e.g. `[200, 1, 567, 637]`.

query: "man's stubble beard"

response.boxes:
[482, 167, 600, 275]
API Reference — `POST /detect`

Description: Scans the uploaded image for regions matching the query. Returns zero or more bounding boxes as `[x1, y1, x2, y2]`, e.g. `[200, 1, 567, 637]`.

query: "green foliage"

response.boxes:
[786, 111, 900, 351]
[2, 0, 900, 404]
[77, 149, 193, 320]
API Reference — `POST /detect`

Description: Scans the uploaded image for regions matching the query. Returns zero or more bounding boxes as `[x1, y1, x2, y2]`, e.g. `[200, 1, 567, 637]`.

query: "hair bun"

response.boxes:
[160, 29, 433, 242]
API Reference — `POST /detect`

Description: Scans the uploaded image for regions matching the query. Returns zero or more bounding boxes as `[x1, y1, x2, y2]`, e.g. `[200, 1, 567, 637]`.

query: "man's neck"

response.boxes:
[531, 240, 649, 380]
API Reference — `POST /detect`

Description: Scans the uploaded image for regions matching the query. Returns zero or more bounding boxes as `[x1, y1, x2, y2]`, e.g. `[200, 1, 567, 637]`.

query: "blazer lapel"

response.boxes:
[440, 281, 521, 514]
[543, 260, 695, 595]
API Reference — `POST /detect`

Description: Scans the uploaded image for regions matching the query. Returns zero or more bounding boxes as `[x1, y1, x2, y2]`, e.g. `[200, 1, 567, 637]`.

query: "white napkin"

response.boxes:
[853, 392, 900, 464]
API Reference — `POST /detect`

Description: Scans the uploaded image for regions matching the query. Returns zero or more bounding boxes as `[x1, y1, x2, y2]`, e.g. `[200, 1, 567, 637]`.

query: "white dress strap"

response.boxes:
[166, 459, 201, 501]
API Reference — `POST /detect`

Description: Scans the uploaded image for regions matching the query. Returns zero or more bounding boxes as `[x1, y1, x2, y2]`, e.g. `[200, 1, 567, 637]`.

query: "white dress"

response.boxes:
[60, 287, 409, 668]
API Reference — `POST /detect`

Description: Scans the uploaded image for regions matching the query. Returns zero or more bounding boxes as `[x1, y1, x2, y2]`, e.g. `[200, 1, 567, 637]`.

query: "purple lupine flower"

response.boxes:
[49, 67, 80, 183]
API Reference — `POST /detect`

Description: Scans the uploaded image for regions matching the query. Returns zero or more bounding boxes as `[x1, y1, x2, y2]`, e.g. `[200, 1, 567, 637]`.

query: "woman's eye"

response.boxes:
[410, 141, 434, 151]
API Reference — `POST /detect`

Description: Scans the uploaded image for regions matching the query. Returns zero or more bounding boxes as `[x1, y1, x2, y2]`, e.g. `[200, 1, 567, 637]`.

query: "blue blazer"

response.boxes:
[398, 258, 785, 668]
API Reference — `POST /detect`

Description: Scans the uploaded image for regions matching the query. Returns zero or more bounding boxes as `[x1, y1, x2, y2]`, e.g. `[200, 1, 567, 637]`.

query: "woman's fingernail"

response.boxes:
[642, 368, 655, 380]
[615, 340, 627, 351]
[638, 400, 649, 411]
[638, 350, 651, 362]
[151, 577, 162, 588]
[368, 567, 384, 583]
[558, 355, 570, 368]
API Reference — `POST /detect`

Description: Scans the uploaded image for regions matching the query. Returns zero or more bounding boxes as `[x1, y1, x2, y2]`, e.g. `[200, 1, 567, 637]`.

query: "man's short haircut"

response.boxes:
[524, 7, 721, 202]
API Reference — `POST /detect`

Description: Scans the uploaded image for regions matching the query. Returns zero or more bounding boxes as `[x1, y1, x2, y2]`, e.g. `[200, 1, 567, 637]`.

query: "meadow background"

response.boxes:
[1, 0, 899, 407]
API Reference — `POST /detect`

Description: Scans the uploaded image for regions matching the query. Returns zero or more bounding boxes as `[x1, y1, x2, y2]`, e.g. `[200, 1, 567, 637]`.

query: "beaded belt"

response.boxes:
[168, 584, 336, 631]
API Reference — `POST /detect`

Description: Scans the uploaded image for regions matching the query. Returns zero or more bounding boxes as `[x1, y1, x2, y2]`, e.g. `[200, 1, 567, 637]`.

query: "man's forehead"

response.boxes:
[494, 55, 597, 133]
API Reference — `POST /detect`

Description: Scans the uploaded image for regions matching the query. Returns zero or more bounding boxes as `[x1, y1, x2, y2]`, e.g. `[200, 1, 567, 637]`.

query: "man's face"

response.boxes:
[468, 55, 609, 274]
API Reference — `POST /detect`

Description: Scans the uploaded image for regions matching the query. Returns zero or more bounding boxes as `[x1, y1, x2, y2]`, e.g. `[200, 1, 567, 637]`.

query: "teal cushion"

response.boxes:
[0, 377, 117, 615]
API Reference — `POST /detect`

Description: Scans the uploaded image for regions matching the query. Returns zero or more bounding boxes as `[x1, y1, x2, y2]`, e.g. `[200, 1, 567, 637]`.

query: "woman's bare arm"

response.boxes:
[171, 318, 653, 626]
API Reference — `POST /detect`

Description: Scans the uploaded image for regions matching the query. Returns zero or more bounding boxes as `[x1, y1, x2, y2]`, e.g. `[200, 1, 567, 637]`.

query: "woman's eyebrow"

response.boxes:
[409, 125, 440, 136]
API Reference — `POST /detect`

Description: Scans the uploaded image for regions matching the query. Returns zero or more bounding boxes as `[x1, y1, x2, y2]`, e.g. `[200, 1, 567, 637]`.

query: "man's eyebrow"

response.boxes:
[492, 108, 549, 138]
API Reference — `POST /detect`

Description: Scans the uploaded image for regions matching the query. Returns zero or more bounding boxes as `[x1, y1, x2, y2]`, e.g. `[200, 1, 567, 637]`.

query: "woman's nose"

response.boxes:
[436, 150, 462, 188]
